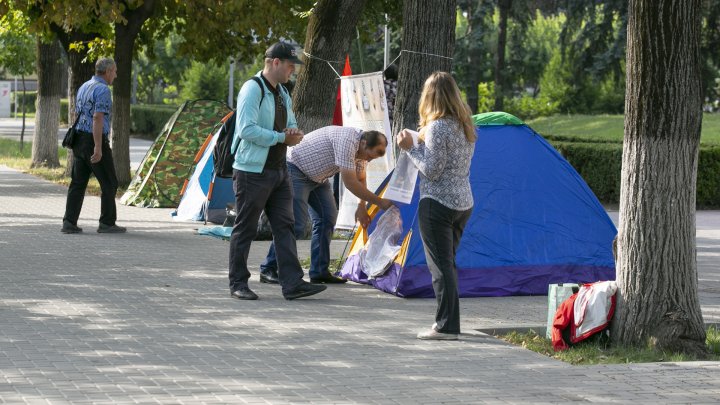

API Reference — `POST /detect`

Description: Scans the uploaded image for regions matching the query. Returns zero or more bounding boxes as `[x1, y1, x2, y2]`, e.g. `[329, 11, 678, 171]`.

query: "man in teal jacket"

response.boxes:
[228, 42, 326, 301]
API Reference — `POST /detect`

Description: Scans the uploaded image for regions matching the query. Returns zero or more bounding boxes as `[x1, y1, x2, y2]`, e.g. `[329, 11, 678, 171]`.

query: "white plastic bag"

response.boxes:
[382, 153, 419, 204]
[360, 206, 403, 278]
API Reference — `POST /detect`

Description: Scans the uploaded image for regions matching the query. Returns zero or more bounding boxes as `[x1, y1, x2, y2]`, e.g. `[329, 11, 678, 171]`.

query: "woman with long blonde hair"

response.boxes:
[396, 71, 476, 340]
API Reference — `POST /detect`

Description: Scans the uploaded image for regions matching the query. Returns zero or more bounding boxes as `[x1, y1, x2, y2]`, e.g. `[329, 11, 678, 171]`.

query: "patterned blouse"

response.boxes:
[407, 117, 474, 211]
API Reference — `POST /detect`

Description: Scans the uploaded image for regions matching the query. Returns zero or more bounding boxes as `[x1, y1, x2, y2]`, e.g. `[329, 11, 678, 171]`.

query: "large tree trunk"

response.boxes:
[293, 0, 368, 133]
[393, 0, 456, 137]
[54, 29, 98, 177]
[612, 0, 706, 356]
[113, 30, 134, 188]
[31, 38, 63, 169]
[494, 0, 511, 111]
[113, 0, 157, 187]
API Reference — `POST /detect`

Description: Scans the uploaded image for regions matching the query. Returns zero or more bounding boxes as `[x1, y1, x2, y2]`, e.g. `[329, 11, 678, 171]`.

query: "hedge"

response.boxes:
[10, 91, 38, 114]
[549, 139, 720, 208]
[129, 104, 178, 137]
[58, 100, 176, 136]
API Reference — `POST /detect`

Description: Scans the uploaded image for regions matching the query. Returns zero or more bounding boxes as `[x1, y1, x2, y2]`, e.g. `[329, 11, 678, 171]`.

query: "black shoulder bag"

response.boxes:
[62, 114, 81, 149]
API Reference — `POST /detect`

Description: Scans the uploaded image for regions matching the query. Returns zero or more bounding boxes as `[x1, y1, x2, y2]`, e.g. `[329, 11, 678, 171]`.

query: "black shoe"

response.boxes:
[310, 273, 347, 284]
[283, 282, 327, 300]
[61, 220, 82, 234]
[259, 270, 280, 284]
[97, 223, 127, 233]
[231, 287, 258, 300]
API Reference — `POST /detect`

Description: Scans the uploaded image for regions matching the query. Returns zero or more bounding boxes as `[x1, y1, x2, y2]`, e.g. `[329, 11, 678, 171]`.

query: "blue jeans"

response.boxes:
[261, 163, 338, 279]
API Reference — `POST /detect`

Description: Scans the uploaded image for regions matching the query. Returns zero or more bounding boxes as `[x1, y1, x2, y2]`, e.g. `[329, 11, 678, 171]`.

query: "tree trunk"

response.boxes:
[293, 0, 368, 133]
[113, 0, 157, 187]
[494, 0, 511, 111]
[393, 0, 457, 138]
[113, 29, 134, 188]
[612, 0, 707, 356]
[31, 38, 62, 169]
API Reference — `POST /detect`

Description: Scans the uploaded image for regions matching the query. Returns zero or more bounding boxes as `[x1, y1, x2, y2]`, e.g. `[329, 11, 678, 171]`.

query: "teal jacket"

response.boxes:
[232, 72, 298, 173]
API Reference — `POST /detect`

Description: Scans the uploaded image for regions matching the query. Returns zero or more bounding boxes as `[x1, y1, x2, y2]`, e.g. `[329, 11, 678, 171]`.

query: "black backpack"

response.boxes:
[213, 77, 286, 178]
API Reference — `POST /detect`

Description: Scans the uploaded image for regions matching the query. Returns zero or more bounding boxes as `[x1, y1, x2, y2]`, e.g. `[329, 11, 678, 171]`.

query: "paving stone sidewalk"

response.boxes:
[1, 165, 719, 404]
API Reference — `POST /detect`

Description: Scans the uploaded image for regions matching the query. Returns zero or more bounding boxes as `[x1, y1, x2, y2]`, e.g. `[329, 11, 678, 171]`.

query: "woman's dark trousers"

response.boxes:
[417, 198, 472, 334]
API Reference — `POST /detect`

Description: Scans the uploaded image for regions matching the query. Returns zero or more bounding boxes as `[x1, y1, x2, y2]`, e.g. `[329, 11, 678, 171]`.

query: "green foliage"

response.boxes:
[701, 1, 720, 108]
[235, 55, 265, 85]
[475, 82, 495, 114]
[707, 325, 720, 355]
[0, 10, 35, 77]
[516, 11, 565, 93]
[504, 93, 559, 120]
[130, 104, 178, 137]
[500, 328, 720, 365]
[60, 99, 68, 124]
[134, 31, 189, 104]
[697, 147, 720, 208]
[10, 91, 37, 113]
[592, 68, 626, 114]
[179, 61, 228, 103]
[173, 0, 314, 64]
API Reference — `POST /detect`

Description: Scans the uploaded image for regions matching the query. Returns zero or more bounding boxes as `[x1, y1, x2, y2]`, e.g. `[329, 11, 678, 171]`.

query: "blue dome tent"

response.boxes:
[339, 112, 617, 297]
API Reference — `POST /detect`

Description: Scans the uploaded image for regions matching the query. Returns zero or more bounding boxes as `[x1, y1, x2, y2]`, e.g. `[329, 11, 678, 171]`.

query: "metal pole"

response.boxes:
[14, 76, 17, 117]
[228, 58, 235, 108]
[384, 14, 390, 70]
[356, 28, 365, 74]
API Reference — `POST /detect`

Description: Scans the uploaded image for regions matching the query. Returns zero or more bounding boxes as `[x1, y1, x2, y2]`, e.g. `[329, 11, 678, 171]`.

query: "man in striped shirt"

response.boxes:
[260, 126, 394, 284]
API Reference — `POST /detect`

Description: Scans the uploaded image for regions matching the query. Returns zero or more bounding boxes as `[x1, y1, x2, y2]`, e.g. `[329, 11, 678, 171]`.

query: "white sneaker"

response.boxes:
[416, 328, 459, 340]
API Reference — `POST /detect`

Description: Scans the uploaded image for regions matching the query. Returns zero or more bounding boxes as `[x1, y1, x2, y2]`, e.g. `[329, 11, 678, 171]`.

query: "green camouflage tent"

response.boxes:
[120, 99, 232, 208]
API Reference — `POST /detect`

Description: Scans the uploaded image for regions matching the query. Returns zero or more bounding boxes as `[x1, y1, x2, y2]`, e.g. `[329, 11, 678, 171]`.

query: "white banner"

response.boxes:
[335, 72, 395, 230]
[0, 82, 11, 118]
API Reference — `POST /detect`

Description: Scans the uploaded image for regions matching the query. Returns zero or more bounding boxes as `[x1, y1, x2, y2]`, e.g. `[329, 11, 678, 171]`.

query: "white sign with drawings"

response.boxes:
[0, 82, 11, 118]
[335, 72, 395, 230]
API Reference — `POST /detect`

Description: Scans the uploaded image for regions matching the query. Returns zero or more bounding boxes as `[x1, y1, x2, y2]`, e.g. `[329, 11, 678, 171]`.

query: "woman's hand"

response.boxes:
[396, 129, 414, 151]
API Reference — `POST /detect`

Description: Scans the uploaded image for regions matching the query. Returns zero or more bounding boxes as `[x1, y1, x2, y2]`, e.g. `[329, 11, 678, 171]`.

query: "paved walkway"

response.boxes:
[1, 165, 719, 404]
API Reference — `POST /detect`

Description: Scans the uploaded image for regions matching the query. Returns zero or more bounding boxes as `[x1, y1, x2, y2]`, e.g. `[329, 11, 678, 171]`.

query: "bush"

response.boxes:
[548, 139, 720, 208]
[504, 94, 559, 120]
[60, 99, 68, 124]
[130, 104, 178, 137]
[180, 61, 228, 102]
[10, 91, 37, 114]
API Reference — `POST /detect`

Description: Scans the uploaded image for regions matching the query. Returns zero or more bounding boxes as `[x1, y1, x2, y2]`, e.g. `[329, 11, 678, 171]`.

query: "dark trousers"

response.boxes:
[417, 198, 472, 334]
[63, 131, 118, 226]
[228, 167, 305, 294]
[261, 163, 338, 279]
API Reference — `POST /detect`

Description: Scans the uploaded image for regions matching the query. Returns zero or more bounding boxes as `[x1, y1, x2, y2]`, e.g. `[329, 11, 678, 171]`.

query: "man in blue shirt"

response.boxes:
[62, 57, 126, 234]
[228, 42, 326, 300]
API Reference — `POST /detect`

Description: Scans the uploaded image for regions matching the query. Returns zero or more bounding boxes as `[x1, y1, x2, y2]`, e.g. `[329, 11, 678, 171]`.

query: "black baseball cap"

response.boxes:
[265, 42, 304, 65]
